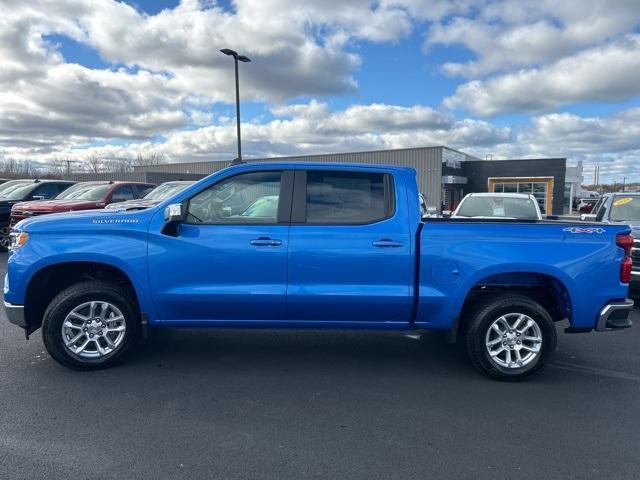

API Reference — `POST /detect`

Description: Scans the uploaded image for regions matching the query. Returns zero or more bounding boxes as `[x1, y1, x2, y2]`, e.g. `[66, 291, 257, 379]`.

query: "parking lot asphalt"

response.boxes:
[1, 255, 639, 480]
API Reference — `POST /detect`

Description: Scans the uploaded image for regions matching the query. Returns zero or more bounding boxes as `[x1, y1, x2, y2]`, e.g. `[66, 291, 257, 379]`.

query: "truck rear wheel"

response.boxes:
[42, 280, 139, 370]
[464, 293, 557, 381]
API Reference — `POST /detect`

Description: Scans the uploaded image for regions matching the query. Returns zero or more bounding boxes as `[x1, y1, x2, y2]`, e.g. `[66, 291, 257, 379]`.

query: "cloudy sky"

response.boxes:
[1, 0, 640, 182]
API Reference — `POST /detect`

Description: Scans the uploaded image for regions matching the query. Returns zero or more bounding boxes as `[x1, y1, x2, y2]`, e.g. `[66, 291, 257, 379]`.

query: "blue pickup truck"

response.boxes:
[3, 162, 635, 380]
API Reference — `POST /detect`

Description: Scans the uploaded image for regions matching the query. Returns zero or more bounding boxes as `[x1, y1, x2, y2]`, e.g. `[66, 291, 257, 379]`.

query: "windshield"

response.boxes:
[144, 182, 193, 200]
[1, 183, 38, 200]
[0, 181, 33, 198]
[56, 183, 111, 201]
[609, 196, 640, 222]
[456, 196, 539, 220]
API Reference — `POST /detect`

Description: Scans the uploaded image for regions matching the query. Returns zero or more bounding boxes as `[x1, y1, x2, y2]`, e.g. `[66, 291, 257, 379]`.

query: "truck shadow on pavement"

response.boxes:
[126, 328, 475, 378]
[118, 320, 640, 386]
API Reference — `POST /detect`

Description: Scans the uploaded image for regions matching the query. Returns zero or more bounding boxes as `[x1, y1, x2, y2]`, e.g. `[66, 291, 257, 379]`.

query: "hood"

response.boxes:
[14, 207, 154, 233]
[105, 199, 161, 211]
[12, 198, 105, 212]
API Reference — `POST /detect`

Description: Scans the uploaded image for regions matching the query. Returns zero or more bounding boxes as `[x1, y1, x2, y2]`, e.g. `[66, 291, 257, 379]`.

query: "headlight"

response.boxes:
[9, 231, 29, 251]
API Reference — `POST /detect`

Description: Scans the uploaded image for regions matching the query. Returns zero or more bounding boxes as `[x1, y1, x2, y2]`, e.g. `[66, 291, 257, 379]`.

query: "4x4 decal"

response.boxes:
[563, 227, 605, 234]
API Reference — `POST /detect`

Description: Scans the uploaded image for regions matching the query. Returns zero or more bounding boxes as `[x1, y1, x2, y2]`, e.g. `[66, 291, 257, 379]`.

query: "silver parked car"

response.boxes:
[451, 193, 543, 220]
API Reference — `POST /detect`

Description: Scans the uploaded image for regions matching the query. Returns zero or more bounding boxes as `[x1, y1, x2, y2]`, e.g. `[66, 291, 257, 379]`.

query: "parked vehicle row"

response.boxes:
[0, 180, 196, 251]
[0, 180, 76, 250]
[105, 181, 194, 211]
[4, 162, 634, 381]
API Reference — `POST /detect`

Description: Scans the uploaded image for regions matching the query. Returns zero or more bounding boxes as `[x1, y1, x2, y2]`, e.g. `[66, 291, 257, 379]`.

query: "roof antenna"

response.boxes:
[229, 157, 245, 166]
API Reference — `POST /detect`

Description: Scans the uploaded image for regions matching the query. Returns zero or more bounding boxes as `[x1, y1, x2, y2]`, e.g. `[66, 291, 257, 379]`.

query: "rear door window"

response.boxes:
[303, 171, 393, 224]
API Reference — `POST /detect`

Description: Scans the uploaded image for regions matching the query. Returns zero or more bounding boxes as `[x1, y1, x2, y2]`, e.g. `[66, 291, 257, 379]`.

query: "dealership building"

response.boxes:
[66, 146, 581, 214]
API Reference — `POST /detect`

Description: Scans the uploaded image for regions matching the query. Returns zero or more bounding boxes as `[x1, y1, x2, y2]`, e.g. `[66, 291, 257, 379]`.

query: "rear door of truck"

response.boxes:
[286, 166, 413, 326]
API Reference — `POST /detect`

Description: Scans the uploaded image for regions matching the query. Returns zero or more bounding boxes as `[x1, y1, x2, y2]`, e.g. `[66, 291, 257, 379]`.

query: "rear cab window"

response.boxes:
[294, 170, 394, 224]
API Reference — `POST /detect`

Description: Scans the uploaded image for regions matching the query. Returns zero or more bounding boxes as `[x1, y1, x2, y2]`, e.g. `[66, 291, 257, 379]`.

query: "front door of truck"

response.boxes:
[148, 170, 291, 323]
[286, 169, 413, 326]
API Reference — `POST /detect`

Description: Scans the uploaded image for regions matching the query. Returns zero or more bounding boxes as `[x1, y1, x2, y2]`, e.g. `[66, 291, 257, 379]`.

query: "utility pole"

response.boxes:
[220, 49, 251, 163]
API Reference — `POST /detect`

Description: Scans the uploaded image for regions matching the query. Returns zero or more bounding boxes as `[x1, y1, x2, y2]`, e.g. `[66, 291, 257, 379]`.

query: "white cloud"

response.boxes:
[0, 0, 430, 151]
[271, 101, 453, 132]
[47, 0, 421, 102]
[188, 109, 214, 127]
[519, 109, 640, 155]
[5, 98, 640, 184]
[0, 63, 188, 146]
[444, 35, 640, 115]
[1, 100, 510, 164]
[0, 0, 639, 183]
[426, 0, 640, 77]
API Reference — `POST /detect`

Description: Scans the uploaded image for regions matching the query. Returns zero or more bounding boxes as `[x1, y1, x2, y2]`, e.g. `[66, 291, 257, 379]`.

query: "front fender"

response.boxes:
[5, 231, 156, 322]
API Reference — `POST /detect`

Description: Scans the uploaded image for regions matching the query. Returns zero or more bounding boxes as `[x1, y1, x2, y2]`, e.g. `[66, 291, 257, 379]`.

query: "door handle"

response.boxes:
[250, 237, 282, 246]
[372, 239, 403, 248]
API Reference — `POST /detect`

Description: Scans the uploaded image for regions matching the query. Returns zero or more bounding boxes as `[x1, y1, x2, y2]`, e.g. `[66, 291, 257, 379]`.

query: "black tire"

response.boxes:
[463, 293, 557, 381]
[42, 280, 139, 370]
[0, 223, 9, 252]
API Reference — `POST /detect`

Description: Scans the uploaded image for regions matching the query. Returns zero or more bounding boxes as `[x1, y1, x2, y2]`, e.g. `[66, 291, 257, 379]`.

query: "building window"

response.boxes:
[487, 177, 553, 214]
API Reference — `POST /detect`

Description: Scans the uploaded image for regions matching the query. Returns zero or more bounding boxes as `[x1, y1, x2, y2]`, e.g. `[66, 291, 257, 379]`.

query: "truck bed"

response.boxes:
[415, 220, 631, 331]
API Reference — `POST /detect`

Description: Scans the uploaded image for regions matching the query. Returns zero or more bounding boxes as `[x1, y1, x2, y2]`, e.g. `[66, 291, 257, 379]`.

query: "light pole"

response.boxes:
[220, 48, 251, 163]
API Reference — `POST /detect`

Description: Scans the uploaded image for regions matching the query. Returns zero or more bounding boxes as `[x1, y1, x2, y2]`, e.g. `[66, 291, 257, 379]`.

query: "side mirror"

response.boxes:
[32, 195, 45, 201]
[162, 203, 186, 236]
[581, 214, 597, 222]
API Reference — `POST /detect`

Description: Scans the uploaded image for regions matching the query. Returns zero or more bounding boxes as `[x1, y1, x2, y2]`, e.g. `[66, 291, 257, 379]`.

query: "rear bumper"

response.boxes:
[596, 299, 634, 331]
[3, 301, 26, 328]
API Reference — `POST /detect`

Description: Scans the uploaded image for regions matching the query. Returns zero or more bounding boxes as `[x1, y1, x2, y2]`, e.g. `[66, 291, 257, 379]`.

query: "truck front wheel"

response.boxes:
[464, 293, 557, 381]
[42, 280, 139, 370]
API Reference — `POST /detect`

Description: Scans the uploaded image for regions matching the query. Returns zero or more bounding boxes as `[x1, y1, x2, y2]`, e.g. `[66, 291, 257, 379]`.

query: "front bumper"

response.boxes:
[3, 301, 26, 328]
[596, 299, 634, 331]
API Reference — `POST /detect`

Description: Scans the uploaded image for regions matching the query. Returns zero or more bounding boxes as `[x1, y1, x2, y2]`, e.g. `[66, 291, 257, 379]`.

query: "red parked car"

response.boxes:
[10, 181, 155, 228]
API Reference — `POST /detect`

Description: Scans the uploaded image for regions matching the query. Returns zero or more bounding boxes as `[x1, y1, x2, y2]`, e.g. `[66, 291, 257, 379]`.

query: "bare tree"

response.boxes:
[133, 152, 166, 167]
[47, 156, 70, 176]
[0, 158, 36, 177]
[100, 157, 133, 173]
[85, 154, 103, 174]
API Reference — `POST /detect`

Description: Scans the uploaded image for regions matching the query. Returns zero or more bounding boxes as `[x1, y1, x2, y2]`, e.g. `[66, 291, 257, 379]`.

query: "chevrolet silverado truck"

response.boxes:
[3, 163, 635, 380]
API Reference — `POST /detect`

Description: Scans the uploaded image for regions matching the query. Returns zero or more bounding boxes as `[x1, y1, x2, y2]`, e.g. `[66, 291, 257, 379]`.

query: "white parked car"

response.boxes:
[451, 193, 543, 220]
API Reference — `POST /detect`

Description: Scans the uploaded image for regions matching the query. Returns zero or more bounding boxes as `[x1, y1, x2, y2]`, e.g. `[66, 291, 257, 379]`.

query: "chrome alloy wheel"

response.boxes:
[485, 313, 543, 369]
[61, 301, 127, 358]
